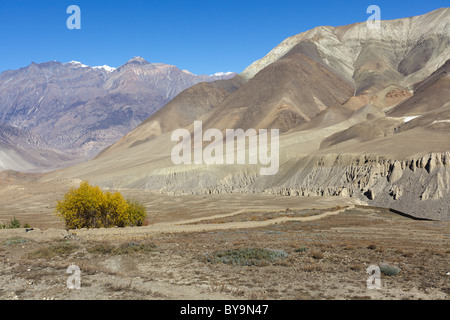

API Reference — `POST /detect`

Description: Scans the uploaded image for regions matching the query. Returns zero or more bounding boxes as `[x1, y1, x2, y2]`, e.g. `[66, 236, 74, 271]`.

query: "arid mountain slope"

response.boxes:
[202, 53, 354, 133]
[387, 59, 450, 117]
[0, 123, 78, 172]
[97, 76, 244, 158]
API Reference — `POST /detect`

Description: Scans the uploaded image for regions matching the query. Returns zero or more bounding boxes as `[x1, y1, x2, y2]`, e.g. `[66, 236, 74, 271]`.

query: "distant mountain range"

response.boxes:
[0, 57, 236, 171]
[48, 8, 450, 221]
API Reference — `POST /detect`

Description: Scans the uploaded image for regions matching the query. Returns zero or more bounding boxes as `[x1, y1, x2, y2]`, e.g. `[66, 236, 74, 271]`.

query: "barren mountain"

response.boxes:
[97, 76, 245, 158]
[46, 8, 450, 221]
[0, 57, 236, 171]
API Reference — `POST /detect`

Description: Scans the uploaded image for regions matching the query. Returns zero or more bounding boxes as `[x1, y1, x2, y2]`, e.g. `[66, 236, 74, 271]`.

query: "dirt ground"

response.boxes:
[0, 179, 449, 300]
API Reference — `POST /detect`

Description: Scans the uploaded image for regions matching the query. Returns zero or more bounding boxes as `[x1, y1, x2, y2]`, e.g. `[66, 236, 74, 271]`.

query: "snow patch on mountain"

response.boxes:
[211, 72, 234, 76]
[66, 61, 116, 72]
[93, 65, 116, 72]
[67, 61, 89, 68]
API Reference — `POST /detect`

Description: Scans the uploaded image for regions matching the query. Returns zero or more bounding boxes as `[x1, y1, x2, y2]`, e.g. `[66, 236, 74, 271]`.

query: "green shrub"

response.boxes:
[0, 217, 22, 229]
[9, 217, 21, 228]
[204, 248, 288, 266]
[295, 247, 308, 253]
[380, 263, 401, 276]
[56, 181, 147, 229]
[88, 241, 157, 255]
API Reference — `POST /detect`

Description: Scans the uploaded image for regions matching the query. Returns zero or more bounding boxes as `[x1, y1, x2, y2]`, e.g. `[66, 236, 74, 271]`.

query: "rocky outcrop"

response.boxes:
[270, 153, 450, 221]
[129, 152, 450, 221]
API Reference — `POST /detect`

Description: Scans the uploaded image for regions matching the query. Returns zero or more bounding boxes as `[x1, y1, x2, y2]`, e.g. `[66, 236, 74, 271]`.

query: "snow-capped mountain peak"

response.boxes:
[93, 65, 116, 72]
[67, 60, 89, 68]
[65, 61, 116, 72]
[211, 72, 234, 77]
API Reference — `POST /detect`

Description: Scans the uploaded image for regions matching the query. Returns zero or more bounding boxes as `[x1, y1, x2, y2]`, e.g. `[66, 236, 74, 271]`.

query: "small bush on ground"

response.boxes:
[204, 248, 289, 266]
[380, 263, 401, 276]
[88, 241, 157, 255]
[56, 181, 147, 229]
[0, 217, 24, 229]
[310, 250, 324, 260]
[125, 199, 147, 227]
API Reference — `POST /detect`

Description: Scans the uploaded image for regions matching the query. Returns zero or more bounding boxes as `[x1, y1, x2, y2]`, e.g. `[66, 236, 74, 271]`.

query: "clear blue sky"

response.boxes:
[0, 0, 448, 75]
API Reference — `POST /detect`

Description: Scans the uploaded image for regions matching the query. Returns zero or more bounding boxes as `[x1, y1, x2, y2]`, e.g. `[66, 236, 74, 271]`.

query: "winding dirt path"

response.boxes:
[0, 205, 354, 241]
[73, 205, 354, 239]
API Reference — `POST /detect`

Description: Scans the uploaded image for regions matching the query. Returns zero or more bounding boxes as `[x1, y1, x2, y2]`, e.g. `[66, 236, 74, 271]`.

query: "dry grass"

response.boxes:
[0, 205, 448, 300]
[87, 241, 157, 255]
[310, 251, 324, 260]
[27, 241, 79, 259]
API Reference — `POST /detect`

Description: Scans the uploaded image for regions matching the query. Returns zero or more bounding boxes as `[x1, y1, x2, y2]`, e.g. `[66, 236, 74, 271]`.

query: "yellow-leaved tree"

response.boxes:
[56, 181, 147, 229]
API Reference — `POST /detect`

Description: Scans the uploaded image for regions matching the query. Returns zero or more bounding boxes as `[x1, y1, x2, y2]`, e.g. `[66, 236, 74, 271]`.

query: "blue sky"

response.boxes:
[0, 0, 448, 75]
